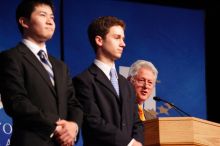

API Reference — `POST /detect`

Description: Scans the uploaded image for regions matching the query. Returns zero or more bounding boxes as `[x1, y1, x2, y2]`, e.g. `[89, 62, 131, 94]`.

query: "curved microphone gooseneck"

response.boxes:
[153, 96, 191, 117]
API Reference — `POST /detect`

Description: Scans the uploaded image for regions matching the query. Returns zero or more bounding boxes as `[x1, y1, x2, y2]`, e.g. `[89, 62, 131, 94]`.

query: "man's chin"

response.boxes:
[115, 55, 122, 60]
[139, 96, 148, 102]
[42, 35, 53, 41]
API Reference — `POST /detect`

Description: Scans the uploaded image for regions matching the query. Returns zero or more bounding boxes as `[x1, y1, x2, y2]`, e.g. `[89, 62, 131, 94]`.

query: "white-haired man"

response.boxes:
[128, 60, 158, 121]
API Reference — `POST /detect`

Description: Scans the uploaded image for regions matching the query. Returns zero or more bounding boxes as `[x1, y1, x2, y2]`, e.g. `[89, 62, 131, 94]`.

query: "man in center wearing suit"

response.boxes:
[73, 16, 144, 146]
[0, 0, 83, 145]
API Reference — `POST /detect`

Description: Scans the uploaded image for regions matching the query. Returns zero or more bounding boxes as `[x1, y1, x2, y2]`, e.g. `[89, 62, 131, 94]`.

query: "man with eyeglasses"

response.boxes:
[128, 60, 158, 121]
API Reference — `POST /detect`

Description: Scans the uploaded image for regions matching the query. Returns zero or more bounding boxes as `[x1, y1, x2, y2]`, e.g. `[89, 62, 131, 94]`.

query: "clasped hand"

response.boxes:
[54, 119, 78, 146]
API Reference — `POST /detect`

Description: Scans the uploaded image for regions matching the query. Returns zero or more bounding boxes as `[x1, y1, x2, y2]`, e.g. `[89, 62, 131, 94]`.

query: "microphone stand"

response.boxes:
[154, 97, 191, 117]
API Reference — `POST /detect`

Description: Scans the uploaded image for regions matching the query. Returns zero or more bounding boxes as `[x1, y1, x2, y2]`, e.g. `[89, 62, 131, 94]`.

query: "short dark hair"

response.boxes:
[87, 16, 126, 53]
[16, 0, 54, 34]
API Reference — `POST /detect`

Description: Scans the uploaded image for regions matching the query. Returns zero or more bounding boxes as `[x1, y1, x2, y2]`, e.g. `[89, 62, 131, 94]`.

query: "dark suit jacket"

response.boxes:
[0, 43, 83, 146]
[73, 64, 144, 146]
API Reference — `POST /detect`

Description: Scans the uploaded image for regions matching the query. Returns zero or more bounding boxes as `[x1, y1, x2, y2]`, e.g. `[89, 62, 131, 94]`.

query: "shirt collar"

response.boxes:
[94, 59, 117, 80]
[22, 39, 48, 58]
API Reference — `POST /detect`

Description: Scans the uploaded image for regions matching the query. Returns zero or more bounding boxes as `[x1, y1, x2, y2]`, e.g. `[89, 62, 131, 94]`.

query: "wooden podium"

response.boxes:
[143, 117, 220, 146]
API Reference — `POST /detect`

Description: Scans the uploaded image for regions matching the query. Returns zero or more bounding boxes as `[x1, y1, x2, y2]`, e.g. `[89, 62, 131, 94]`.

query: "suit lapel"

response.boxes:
[18, 43, 56, 95]
[118, 74, 135, 120]
[50, 57, 62, 109]
[118, 74, 128, 104]
[89, 64, 119, 98]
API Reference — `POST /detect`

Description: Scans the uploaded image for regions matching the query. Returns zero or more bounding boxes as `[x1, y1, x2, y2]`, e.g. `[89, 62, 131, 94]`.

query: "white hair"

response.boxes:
[128, 60, 158, 80]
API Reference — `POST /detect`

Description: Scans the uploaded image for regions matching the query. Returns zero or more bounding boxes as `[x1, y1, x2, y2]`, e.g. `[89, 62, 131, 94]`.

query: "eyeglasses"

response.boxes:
[135, 78, 155, 88]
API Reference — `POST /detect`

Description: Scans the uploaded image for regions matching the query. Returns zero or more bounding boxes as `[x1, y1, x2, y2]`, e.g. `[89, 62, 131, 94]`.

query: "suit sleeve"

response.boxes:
[64, 66, 83, 128]
[130, 85, 144, 144]
[74, 75, 134, 146]
[0, 52, 57, 140]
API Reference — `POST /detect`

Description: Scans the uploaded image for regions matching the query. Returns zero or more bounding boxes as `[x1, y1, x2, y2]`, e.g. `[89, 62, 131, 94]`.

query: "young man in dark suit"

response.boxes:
[0, 0, 83, 146]
[73, 16, 144, 146]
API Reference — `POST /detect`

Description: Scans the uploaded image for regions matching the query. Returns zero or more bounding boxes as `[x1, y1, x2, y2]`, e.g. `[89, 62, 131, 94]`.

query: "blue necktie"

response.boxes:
[38, 50, 54, 86]
[110, 68, 119, 96]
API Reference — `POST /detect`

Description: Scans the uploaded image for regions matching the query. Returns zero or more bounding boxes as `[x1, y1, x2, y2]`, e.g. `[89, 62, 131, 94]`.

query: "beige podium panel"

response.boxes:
[144, 117, 220, 146]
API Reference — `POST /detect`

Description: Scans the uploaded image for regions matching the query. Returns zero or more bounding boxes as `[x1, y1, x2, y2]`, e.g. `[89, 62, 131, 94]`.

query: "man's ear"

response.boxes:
[95, 36, 103, 47]
[19, 17, 29, 29]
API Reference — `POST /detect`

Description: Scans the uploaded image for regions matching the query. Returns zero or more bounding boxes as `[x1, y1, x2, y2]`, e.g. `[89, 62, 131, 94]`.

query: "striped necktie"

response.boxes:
[110, 68, 119, 96]
[138, 104, 146, 121]
[37, 50, 54, 86]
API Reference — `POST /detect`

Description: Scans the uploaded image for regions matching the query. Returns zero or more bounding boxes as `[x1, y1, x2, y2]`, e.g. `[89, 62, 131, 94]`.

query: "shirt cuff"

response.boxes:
[50, 125, 62, 138]
[127, 138, 135, 146]
[50, 132, 54, 138]
[72, 122, 79, 142]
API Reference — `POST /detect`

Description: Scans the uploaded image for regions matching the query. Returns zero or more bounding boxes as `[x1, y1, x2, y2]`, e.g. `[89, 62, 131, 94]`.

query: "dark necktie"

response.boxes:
[110, 68, 119, 96]
[37, 50, 54, 86]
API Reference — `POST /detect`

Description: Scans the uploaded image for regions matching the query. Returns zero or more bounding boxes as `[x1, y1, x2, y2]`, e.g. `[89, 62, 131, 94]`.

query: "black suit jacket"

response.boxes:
[73, 64, 144, 146]
[0, 43, 83, 146]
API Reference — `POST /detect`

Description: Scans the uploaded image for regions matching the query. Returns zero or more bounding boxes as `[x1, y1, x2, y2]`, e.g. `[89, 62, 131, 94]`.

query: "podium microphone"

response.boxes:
[153, 96, 191, 117]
